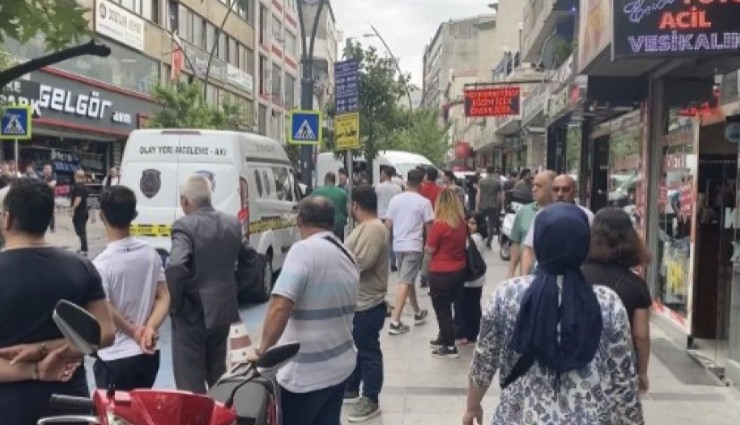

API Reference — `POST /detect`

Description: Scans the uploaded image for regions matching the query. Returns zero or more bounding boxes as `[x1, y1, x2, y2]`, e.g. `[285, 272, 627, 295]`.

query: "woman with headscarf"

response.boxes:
[463, 203, 643, 425]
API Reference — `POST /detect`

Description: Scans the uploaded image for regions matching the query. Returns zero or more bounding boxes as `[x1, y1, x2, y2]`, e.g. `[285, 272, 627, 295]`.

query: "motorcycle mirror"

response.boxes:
[52, 300, 101, 356]
[256, 342, 300, 375]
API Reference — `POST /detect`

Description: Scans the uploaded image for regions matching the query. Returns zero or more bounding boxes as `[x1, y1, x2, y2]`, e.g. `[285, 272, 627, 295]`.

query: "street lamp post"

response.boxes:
[366, 25, 413, 111]
[296, 0, 327, 192]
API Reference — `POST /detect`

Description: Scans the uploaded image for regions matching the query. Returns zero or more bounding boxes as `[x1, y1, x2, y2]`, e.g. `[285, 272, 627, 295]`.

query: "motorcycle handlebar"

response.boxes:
[49, 395, 94, 413]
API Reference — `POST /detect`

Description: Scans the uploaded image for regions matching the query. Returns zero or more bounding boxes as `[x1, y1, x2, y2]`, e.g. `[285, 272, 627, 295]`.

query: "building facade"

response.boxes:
[1, 0, 257, 195]
[298, 0, 339, 113]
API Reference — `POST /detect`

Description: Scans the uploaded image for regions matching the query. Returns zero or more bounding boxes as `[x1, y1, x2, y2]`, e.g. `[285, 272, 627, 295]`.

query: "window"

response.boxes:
[285, 74, 295, 108]
[193, 17, 205, 49]
[272, 63, 281, 99]
[272, 166, 292, 201]
[142, 0, 159, 23]
[218, 33, 227, 61]
[168, 0, 178, 31]
[259, 55, 269, 95]
[238, 44, 246, 70]
[245, 46, 255, 73]
[272, 15, 282, 42]
[178, 7, 190, 41]
[258, 104, 267, 134]
[206, 24, 216, 51]
[120, 0, 141, 14]
[285, 31, 296, 57]
[229, 37, 237, 66]
[259, 5, 269, 45]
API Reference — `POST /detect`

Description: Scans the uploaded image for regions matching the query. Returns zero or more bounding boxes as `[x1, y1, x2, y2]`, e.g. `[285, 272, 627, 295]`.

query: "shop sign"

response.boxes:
[226, 65, 254, 93]
[184, 44, 228, 83]
[612, 0, 740, 59]
[0, 71, 156, 134]
[95, 0, 145, 52]
[464, 87, 521, 117]
[578, 0, 613, 72]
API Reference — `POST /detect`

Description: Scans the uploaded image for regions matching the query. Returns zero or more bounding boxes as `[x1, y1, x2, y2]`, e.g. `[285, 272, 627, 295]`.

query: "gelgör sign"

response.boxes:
[612, 0, 740, 58]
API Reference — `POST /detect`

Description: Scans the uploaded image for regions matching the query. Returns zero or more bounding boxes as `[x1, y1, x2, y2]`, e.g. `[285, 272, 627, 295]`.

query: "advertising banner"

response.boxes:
[464, 87, 520, 118]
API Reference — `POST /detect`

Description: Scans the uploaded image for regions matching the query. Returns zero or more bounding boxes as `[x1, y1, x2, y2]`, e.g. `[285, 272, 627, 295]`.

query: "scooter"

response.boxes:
[38, 300, 299, 425]
[499, 190, 533, 261]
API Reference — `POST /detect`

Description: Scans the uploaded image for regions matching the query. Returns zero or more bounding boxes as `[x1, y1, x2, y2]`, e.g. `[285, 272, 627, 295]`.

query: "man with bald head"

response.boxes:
[507, 170, 555, 277]
[520, 174, 594, 274]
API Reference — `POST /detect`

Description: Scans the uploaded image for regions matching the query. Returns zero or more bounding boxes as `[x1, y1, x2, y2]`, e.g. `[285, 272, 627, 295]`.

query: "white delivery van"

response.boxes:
[316, 150, 435, 187]
[119, 129, 301, 301]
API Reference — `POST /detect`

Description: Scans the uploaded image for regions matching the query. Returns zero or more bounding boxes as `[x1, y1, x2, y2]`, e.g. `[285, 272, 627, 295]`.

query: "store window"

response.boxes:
[3, 36, 159, 95]
[655, 111, 696, 322]
[565, 123, 582, 177]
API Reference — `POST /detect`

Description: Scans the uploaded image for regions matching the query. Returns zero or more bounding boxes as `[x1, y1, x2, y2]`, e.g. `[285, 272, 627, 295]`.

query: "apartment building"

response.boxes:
[1, 0, 256, 188]
[299, 0, 339, 112]
[255, 0, 302, 142]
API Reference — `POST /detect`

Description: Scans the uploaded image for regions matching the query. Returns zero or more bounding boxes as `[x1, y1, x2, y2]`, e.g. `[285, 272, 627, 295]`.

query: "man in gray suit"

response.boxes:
[166, 174, 243, 393]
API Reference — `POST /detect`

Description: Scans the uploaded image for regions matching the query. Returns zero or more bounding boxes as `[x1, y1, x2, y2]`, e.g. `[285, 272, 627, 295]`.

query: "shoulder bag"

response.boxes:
[464, 223, 487, 281]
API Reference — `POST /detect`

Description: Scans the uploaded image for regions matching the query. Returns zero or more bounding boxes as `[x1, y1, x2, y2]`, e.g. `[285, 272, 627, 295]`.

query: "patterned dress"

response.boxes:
[470, 276, 644, 425]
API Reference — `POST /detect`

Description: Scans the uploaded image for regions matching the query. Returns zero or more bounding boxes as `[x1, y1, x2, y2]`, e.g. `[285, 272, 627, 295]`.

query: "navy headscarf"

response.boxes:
[505, 203, 603, 387]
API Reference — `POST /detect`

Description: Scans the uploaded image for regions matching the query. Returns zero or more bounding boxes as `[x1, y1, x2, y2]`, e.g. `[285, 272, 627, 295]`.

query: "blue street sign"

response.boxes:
[334, 60, 359, 114]
[288, 110, 322, 145]
[0, 105, 33, 140]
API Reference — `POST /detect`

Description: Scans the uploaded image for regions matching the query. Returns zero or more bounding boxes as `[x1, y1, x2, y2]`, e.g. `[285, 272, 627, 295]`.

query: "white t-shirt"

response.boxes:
[523, 204, 594, 248]
[375, 181, 402, 220]
[386, 192, 435, 252]
[272, 231, 359, 393]
[94, 237, 165, 361]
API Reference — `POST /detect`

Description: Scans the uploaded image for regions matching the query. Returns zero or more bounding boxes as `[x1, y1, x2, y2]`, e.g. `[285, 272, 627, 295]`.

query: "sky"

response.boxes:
[330, 0, 492, 87]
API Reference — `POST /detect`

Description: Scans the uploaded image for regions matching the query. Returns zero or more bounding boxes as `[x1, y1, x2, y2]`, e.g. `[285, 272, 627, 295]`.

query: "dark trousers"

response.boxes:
[171, 316, 229, 394]
[281, 382, 344, 425]
[454, 287, 483, 342]
[72, 212, 88, 253]
[345, 302, 386, 403]
[429, 269, 466, 346]
[93, 352, 160, 391]
[482, 208, 499, 246]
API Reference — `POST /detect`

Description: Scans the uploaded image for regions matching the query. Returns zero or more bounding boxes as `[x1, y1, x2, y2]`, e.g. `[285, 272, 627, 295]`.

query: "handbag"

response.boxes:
[464, 226, 487, 281]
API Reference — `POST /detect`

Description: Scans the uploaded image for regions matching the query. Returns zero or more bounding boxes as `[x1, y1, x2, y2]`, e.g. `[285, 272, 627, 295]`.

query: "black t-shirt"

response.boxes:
[0, 247, 106, 425]
[581, 261, 652, 327]
[70, 183, 89, 216]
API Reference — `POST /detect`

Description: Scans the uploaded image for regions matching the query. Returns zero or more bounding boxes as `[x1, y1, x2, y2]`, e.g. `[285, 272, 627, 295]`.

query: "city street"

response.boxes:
[46, 214, 740, 424]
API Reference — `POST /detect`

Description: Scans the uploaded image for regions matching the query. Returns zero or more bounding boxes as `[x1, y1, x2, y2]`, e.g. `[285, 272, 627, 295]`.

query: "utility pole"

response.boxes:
[296, 0, 327, 193]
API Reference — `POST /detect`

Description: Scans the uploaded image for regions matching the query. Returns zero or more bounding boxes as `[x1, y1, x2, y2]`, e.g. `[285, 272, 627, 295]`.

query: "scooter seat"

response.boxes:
[209, 377, 271, 425]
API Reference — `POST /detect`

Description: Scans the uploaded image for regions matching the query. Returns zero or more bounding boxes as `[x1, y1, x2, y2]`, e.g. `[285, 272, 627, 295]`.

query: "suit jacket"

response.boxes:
[166, 206, 242, 329]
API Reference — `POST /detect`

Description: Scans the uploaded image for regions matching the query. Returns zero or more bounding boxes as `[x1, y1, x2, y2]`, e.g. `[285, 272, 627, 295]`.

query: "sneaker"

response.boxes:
[343, 391, 361, 405]
[431, 346, 459, 358]
[390, 264, 398, 272]
[414, 309, 428, 325]
[347, 397, 381, 422]
[429, 338, 443, 348]
[388, 321, 410, 335]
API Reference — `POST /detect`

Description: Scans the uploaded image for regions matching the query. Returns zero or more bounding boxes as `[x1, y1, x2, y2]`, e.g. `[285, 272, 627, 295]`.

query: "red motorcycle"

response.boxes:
[38, 300, 299, 425]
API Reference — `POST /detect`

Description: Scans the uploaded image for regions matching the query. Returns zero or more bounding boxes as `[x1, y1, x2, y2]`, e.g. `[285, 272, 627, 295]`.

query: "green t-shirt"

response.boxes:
[509, 202, 538, 244]
[312, 185, 349, 226]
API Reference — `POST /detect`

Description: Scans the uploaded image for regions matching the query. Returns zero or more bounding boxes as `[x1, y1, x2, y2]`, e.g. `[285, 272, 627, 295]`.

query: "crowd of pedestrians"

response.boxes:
[0, 162, 655, 425]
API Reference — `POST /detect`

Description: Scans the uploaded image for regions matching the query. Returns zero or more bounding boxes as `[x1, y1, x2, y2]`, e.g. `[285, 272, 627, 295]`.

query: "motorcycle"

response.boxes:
[38, 300, 299, 425]
[499, 190, 534, 261]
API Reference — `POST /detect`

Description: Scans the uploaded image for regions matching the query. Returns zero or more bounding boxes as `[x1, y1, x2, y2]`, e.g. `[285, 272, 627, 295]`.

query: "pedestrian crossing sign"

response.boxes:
[288, 110, 322, 145]
[0, 105, 32, 140]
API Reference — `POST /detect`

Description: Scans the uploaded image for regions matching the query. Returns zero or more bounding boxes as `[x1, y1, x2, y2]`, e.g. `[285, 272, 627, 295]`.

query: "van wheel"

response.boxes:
[255, 254, 274, 302]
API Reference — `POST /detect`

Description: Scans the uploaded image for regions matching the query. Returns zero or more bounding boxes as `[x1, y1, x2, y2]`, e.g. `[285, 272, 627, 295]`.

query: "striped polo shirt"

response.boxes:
[272, 231, 360, 393]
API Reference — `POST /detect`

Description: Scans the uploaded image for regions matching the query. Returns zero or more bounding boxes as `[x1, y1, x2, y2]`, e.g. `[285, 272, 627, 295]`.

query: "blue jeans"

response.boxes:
[345, 302, 386, 403]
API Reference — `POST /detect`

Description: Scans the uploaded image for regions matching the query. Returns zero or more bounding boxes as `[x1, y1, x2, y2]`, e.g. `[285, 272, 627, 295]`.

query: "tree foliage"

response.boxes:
[333, 42, 409, 161]
[0, 0, 89, 51]
[392, 109, 450, 167]
[146, 81, 246, 130]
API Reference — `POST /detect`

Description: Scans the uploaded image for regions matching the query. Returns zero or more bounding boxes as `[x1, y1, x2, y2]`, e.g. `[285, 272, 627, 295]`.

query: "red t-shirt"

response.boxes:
[420, 181, 442, 208]
[426, 220, 467, 273]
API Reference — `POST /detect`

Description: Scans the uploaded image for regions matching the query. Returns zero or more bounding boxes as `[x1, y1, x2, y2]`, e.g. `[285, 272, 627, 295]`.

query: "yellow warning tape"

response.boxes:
[131, 218, 295, 238]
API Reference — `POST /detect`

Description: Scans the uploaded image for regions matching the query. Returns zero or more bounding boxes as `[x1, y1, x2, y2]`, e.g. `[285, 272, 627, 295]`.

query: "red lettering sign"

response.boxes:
[464, 87, 521, 118]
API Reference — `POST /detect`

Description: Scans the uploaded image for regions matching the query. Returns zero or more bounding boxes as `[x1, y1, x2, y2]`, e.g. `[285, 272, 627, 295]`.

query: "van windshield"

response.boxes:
[396, 163, 429, 178]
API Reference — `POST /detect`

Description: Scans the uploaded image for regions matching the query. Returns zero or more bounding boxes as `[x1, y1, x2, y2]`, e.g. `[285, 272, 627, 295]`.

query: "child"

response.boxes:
[455, 212, 487, 345]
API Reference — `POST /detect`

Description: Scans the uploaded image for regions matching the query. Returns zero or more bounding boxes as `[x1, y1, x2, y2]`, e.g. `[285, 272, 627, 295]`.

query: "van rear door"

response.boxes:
[120, 131, 181, 247]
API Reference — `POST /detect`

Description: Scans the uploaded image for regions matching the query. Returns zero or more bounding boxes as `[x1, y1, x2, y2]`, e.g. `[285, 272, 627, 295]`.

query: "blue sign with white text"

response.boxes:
[334, 60, 359, 114]
[0, 106, 32, 140]
[288, 110, 321, 145]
